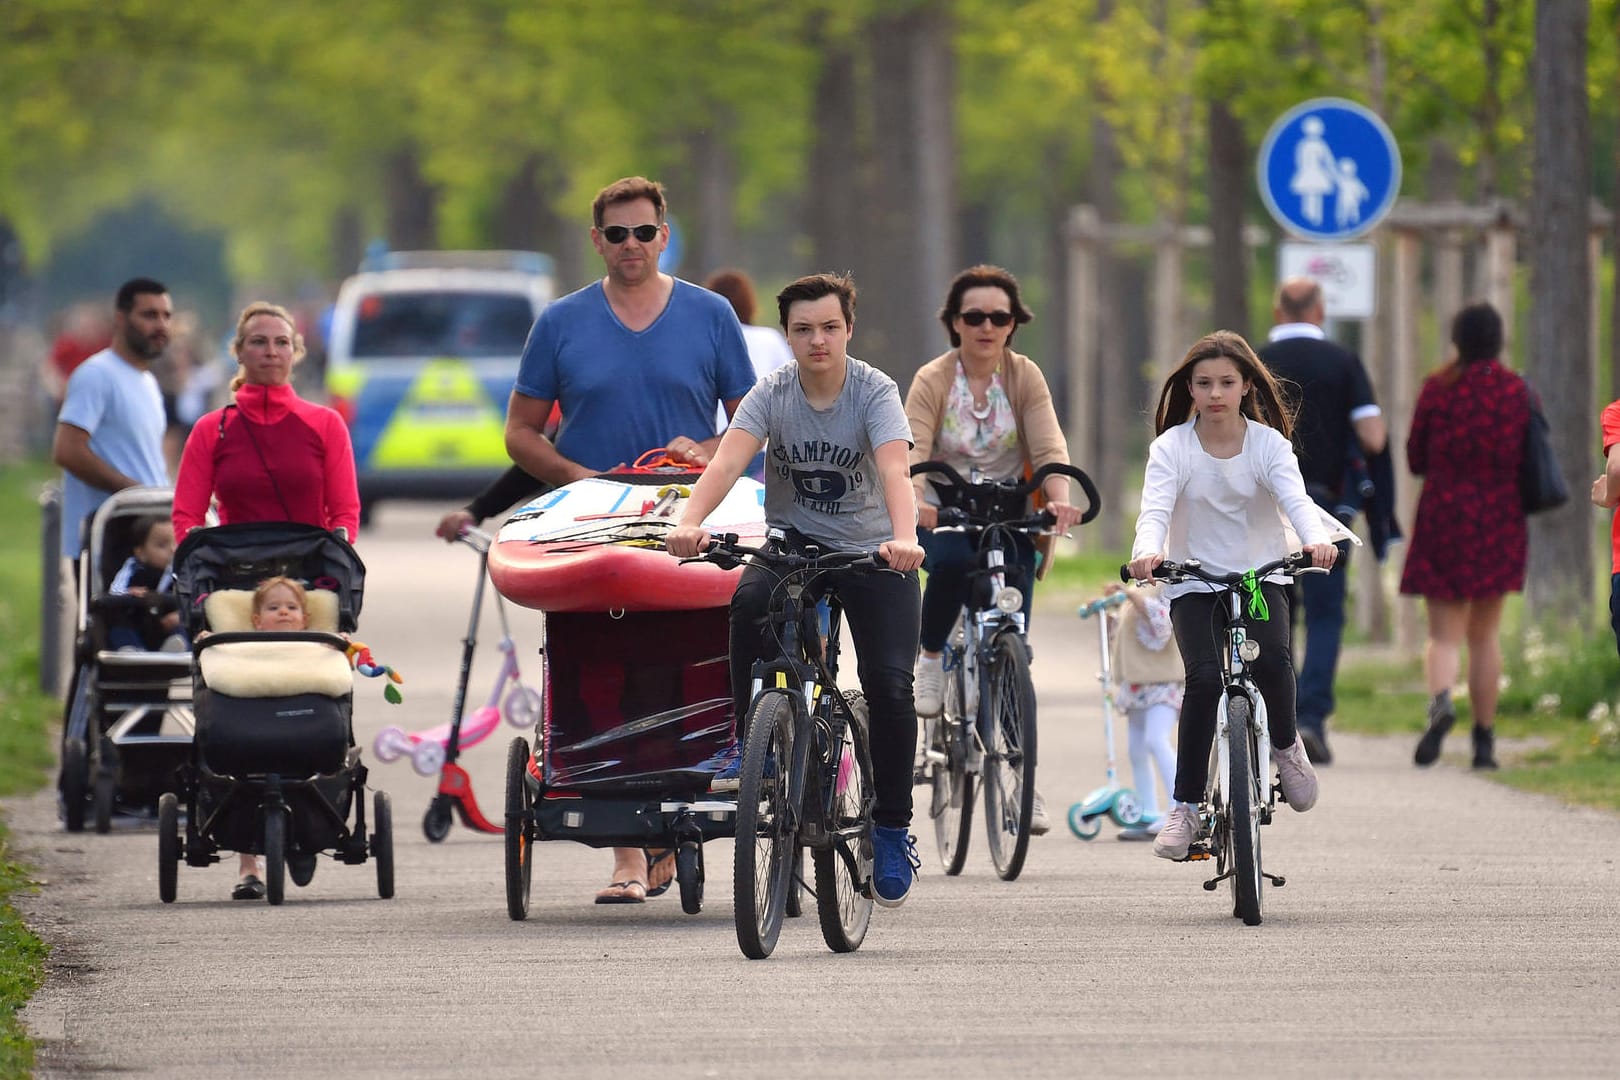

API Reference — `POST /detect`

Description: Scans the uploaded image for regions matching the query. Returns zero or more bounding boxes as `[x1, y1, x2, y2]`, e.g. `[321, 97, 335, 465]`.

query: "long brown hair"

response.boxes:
[1152, 330, 1296, 438]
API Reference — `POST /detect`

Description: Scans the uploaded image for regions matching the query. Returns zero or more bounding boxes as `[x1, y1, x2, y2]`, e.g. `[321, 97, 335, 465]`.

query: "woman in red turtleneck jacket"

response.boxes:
[173, 301, 358, 900]
[174, 301, 360, 543]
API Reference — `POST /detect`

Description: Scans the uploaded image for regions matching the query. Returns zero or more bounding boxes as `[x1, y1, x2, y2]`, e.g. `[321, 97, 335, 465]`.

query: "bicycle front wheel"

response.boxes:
[982, 632, 1036, 881]
[931, 656, 974, 875]
[815, 691, 875, 953]
[734, 691, 798, 960]
[1226, 694, 1263, 926]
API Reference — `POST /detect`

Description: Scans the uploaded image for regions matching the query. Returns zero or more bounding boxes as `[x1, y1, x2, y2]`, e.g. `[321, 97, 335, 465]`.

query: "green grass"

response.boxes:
[1333, 622, 1620, 811]
[0, 460, 61, 1076]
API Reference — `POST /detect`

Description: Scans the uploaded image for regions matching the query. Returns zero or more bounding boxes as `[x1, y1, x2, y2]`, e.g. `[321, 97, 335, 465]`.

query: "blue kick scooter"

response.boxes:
[1069, 592, 1146, 839]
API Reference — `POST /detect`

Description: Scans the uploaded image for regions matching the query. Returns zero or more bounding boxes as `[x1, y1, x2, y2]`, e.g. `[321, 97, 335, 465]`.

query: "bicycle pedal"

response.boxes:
[1182, 843, 1214, 862]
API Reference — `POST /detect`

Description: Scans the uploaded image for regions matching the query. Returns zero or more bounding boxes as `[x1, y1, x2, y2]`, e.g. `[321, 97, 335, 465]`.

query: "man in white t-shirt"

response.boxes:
[52, 278, 173, 563]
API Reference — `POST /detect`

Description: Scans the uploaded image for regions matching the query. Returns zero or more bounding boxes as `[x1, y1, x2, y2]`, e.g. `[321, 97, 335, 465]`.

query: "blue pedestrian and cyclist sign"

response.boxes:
[1257, 97, 1402, 241]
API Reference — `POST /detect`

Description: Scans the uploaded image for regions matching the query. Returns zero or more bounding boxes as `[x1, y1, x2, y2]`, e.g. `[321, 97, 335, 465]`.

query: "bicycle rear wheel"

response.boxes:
[1226, 694, 1263, 925]
[734, 691, 798, 960]
[982, 632, 1036, 881]
[931, 655, 973, 875]
[815, 691, 875, 953]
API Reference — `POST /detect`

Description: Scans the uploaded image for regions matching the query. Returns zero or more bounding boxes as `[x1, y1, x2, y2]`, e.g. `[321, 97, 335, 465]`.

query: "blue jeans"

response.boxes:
[918, 528, 1035, 653]
[1291, 540, 1352, 733]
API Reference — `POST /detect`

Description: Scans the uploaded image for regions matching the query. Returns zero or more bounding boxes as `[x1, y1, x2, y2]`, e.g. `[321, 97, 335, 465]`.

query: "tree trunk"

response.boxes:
[690, 123, 739, 280]
[862, 1, 956, 385]
[1088, 106, 1130, 551]
[806, 35, 862, 276]
[1207, 98, 1250, 339]
[1526, 0, 1593, 623]
[493, 153, 583, 292]
[383, 146, 440, 251]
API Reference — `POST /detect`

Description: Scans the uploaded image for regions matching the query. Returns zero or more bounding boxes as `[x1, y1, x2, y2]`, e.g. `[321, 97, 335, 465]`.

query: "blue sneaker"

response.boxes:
[871, 825, 920, 908]
[707, 742, 743, 792]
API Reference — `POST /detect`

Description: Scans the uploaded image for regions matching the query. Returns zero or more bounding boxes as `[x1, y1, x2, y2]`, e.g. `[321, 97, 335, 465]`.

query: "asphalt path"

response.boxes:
[11, 504, 1619, 1078]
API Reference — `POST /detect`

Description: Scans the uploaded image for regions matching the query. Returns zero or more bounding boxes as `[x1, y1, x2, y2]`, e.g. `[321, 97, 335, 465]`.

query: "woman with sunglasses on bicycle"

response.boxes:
[1126, 331, 1332, 861]
[904, 266, 1086, 834]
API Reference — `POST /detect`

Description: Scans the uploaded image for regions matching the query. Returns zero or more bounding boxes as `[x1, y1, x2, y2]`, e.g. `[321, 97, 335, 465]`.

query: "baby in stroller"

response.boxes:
[106, 515, 187, 653]
[163, 523, 392, 906]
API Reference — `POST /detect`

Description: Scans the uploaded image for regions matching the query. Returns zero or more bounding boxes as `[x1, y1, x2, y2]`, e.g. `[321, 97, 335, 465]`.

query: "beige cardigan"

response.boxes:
[905, 348, 1071, 577]
[905, 348, 1070, 499]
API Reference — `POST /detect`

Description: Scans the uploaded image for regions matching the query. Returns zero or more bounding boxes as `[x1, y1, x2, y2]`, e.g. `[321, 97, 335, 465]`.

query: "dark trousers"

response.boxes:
[729, 561, 921, 829]
[918, 528, 1035, 653]
[1611, 572, 1620, 659]
[1170, 583, 1296, 804]
[1291, 539, 1352, 732]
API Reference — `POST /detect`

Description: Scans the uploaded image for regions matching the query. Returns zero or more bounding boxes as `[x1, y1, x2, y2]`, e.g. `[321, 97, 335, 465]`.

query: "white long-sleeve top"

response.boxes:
[1131, 417, 1332, 600]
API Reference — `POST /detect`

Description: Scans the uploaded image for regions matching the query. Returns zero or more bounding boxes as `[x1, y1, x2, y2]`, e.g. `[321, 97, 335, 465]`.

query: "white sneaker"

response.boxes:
[1274, 735, 1319, 812]
[1029, 789, 1050, 835]
[1152, 802, 1201, 860]
[914, 655, 944, 717]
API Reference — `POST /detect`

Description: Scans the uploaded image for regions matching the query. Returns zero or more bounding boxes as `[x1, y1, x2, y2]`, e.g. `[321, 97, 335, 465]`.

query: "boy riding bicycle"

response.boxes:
[665, 272, 926, 908]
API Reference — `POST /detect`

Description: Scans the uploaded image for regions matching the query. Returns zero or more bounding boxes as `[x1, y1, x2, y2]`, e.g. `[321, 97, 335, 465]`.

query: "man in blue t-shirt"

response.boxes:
[507, 176, 755, 482]
[52, 278, 173, 562]
[503, 176, 754, 905]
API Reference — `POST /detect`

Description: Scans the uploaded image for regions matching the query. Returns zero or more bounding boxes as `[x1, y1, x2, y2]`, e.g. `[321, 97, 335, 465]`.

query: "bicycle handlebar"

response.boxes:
[1120, 553, 1329, 587]
[456, 525, 494, 554]
[910, 460, 1102, 526]
[683, 533, 889, 575]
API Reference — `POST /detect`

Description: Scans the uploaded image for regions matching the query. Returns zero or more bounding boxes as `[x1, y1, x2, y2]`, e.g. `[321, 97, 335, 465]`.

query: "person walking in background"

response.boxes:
[1592, 398, 1620, 657]
[504, 176, 756, 904]
[903, 265, 1086, 836]
[1403, 303, 1530, 771]
[704, 268, 793, 480]
[1258, 276, 1388, 766]
[51, 279, 173, 565]
[43, 301, 114, 413]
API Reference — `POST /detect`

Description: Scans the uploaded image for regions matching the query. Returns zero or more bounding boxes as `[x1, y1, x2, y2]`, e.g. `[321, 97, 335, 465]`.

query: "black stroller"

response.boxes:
[161, 522, 393, 906]
[59, 486, 194, 833]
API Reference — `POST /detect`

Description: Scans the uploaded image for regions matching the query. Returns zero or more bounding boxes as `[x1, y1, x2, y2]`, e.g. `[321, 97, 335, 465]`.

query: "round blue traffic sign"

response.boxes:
[1257, 98, 1401, 241]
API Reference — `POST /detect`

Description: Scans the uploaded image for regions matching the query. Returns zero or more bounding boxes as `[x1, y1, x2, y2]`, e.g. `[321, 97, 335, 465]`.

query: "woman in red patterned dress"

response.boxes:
[1400, 302, 1530, 770]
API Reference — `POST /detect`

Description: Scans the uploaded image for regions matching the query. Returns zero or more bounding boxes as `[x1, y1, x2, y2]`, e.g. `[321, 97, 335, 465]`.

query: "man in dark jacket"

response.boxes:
[1258, 278, 1387, 764]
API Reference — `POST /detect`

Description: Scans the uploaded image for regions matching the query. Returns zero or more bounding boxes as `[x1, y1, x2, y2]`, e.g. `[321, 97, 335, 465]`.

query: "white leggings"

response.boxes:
[1126, 702, 1178, 818]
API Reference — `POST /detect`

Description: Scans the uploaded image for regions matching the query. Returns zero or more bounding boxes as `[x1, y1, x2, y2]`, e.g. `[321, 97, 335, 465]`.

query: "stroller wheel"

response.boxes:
[373, 792, 395, 899]
[1067, 803, 1103, 841]
[61, 737, 89, 833]
[93, 769, 116, 835]
[264, 809, 288, 906]
[157, 793, 180, 903]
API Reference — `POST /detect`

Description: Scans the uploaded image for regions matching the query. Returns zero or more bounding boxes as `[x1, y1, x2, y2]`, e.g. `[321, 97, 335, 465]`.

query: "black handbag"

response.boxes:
[1520, 394, 1569, 515]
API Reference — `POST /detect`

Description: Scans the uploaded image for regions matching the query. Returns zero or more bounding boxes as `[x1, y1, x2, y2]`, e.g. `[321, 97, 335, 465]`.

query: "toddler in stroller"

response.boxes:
[160, 522, 393, 906]
[59, 486, 194, 833]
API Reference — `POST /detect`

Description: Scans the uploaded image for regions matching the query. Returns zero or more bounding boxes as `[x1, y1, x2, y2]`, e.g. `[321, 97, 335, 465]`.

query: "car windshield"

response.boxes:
[350, 290, 535, 358]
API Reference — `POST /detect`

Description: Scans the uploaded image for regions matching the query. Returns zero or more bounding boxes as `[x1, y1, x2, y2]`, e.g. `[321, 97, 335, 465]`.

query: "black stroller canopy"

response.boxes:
[173, 523, 367, 633]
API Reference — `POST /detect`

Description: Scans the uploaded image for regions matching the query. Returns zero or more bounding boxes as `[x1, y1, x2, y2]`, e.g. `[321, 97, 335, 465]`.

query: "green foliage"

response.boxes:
[0, 461, 59, 1073]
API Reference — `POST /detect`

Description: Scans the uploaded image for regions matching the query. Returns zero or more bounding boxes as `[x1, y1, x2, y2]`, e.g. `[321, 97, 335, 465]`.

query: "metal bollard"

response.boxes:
[38, 482, 61, 696]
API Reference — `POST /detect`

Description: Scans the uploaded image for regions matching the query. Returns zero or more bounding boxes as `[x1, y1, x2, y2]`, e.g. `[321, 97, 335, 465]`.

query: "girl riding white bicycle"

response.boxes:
[1126, 331, 1333, 861]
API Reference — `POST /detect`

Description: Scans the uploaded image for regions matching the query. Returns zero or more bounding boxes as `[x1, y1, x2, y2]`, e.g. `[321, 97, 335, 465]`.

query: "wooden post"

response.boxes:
[1481, 221, 1516, 347]
[1151, 221, 1182, 387]
[1391, 228, 1423, 653]
[1591, 228, 1605, 406]
[1066, 206, 1100, 552]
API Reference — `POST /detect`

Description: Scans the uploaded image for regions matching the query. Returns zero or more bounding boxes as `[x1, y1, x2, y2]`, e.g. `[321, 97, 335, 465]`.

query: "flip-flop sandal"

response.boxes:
[644, 848, 676, 898]
[232, 874, 266, 900]
[594, 880, 647, 905]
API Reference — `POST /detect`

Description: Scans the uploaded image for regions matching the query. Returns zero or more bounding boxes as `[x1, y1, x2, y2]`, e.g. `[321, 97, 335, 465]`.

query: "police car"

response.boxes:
[324, 251, 553, 519]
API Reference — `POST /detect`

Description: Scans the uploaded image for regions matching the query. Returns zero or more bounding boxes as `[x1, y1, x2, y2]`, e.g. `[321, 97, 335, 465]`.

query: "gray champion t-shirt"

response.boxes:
[730, 356, 914, 551]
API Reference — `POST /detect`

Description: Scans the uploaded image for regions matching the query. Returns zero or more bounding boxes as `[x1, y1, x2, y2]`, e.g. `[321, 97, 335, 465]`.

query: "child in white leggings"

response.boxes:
[1109, 581, 1182, 830]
